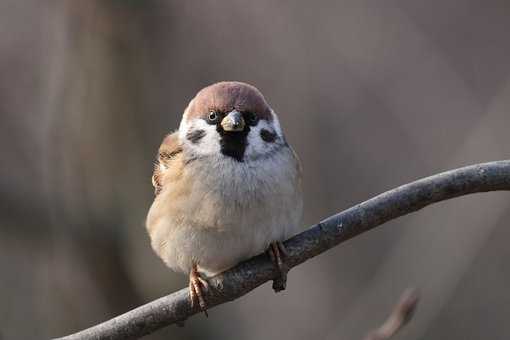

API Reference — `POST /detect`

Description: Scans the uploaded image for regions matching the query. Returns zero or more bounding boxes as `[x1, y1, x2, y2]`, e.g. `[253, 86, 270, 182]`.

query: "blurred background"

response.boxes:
[1, 1, 510, 339]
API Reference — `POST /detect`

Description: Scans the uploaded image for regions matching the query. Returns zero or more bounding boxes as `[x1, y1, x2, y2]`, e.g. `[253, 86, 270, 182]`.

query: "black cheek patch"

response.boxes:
[260, 129, 277, 143]
[186, 129, 206, 144]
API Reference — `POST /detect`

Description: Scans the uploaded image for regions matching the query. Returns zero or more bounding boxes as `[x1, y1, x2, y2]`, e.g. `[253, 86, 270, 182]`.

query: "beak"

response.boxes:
[221, 110, 245, 132]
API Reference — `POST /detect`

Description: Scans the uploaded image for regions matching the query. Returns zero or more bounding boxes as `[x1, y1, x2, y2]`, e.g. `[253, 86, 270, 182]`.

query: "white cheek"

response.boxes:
[180, 118, 220, 155]
[245, 119, 282, 159]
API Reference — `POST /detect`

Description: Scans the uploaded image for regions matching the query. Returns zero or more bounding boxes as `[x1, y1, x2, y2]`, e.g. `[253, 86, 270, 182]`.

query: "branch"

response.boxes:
[55, 160, 510, 340]
[363, 289, 419, 340]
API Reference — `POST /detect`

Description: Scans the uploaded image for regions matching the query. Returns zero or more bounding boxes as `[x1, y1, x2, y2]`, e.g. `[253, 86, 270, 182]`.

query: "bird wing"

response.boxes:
[152, 132, 182, 196]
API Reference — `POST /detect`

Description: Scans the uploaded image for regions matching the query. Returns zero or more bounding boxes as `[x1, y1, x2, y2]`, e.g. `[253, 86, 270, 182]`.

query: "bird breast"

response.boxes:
[146, 147, 302, 275]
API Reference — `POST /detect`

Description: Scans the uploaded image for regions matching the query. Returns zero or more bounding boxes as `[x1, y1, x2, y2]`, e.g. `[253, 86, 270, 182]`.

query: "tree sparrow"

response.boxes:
[146, 81, 303, 314]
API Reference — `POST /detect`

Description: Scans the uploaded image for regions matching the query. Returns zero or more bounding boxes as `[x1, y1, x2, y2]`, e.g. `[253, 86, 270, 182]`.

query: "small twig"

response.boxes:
[364, 289, 419, 340]
[54, 160, 510, 340]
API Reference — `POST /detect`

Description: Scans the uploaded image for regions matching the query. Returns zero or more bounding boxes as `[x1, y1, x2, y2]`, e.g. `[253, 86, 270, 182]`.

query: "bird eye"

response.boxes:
[207, 111, 219, 124]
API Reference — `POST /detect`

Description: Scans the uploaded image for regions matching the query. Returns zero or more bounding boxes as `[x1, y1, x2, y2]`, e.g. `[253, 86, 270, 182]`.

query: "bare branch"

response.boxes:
[364, 289, 419, 340]
[54, 160, 510, 340]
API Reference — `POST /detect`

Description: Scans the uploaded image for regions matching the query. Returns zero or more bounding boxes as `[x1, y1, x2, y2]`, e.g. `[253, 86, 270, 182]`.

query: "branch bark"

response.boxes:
[55, 160, 510, 340]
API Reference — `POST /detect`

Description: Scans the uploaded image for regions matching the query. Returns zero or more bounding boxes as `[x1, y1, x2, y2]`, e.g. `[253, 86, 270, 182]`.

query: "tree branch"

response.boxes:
[363, 288, 419, 340]
[55, 160, 510, 340]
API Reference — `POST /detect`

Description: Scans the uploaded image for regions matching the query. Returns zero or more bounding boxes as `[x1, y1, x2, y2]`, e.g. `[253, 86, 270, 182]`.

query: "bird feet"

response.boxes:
[268, 241, 289, 292]
[189, 264, 209, 317]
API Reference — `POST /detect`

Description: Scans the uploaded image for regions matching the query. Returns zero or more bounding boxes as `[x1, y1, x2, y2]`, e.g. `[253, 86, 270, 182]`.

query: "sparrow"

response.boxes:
[146, 81, 303, 315]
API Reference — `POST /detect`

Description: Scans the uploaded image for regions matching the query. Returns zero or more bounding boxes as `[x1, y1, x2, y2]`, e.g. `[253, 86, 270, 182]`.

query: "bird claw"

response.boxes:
[268, 241, 289, 292]
[189, 265, 209, 317]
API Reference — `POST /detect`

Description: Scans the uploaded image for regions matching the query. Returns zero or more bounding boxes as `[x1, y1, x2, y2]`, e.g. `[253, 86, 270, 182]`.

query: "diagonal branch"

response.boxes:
[55, 160, 510, 340]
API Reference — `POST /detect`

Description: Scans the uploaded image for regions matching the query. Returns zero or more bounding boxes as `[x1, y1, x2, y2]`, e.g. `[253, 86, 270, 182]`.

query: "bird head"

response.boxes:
[179, 81, 286, 162]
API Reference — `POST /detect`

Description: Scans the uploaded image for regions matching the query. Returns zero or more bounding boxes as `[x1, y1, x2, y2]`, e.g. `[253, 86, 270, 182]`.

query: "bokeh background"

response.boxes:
[1, 1, 510, 339]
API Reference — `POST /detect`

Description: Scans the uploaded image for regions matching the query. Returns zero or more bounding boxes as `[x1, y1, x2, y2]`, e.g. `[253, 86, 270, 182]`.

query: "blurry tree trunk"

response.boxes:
[43, 1, 154, 334]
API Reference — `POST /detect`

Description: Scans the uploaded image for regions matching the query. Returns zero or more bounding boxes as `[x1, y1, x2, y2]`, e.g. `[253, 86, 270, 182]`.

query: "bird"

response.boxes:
[146, 81, 303, 315]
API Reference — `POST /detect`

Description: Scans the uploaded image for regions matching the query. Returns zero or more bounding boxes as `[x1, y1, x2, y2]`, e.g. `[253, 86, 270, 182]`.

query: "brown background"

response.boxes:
[1, 1, 510, 339]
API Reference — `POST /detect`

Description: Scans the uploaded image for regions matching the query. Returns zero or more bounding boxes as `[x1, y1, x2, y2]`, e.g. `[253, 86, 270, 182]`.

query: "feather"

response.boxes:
[152, 132, 182, 196]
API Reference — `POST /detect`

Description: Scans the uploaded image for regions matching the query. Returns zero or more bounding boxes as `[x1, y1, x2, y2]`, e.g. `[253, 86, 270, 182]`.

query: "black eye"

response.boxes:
[245, 112, 258, 125]
[207, 111, 219, 124]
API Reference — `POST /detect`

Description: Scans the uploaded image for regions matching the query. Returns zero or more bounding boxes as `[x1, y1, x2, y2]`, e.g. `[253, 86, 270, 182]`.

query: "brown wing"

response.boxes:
[152, 132, 182, 196]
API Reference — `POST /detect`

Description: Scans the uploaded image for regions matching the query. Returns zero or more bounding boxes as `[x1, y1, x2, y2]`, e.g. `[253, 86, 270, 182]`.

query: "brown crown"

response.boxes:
[185, 81, 272, 121]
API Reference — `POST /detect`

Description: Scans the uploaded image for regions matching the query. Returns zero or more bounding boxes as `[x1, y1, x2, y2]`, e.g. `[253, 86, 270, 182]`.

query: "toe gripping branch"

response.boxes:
[268, 241, 289, 292]
[188, 242, 290, 320]
[189, 264, 209, 317]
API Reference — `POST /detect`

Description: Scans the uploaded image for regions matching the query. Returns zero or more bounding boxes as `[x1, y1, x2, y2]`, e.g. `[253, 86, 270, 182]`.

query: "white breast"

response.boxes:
[147, 146, 303, 275]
